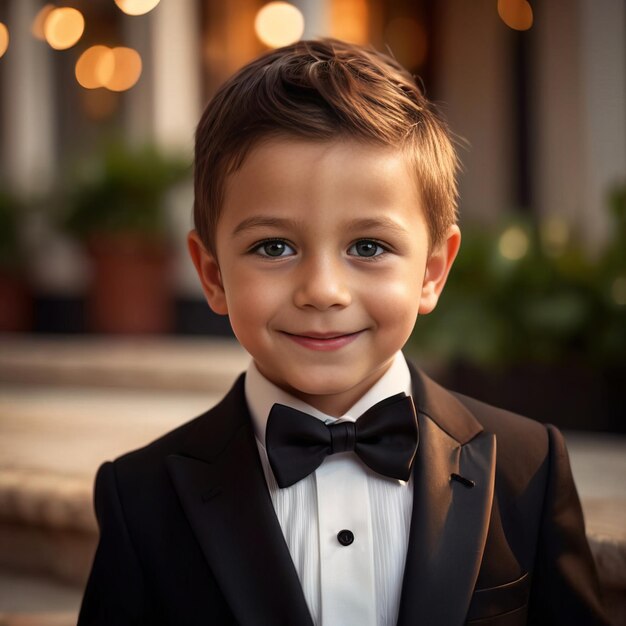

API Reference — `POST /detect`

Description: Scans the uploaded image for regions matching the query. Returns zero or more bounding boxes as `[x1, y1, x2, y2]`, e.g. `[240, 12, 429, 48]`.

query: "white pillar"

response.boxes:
[149, 0, 201, 154]
[532, 0, 626, 248]
[435, 0, 515, 222]
[579, 0, 626, 247]
[292, 0, 330, 39]
[123, 12, 153, 146]
[2, 0, 55, 193]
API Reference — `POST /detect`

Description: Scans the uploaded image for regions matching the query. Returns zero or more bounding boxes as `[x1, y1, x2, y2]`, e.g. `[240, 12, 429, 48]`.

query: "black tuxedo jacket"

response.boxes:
[78, 364, 608, 625]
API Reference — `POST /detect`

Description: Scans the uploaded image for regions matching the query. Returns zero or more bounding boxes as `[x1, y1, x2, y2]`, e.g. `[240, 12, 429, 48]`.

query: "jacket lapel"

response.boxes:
[166, 375, 314, 626]
[397, 365, 496, 626]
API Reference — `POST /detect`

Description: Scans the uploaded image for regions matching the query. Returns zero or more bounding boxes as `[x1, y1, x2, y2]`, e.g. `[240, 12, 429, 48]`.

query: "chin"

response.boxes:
[284, 372, 360, 399]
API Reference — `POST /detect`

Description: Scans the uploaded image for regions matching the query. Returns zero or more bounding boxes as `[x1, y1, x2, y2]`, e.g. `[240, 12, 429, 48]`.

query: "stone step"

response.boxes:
[0, 334, 250, 392]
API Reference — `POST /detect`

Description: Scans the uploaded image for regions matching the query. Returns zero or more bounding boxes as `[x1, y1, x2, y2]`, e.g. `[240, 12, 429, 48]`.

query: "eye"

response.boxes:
[253, 239, 296, 258]
[348, 239, 386, 258]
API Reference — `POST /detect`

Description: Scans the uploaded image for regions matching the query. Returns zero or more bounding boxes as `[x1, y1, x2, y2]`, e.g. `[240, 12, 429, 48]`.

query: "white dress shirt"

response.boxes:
[245, 352, 414, 626]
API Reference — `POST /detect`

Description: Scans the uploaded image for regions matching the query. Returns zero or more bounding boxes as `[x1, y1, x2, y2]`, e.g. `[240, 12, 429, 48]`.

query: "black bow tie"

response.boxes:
[265, 393, 419, 489]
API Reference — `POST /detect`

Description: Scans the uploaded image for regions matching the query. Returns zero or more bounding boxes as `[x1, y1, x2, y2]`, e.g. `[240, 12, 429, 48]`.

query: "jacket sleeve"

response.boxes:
[78, 461, 147, 625]
[527, 425, 610, 625]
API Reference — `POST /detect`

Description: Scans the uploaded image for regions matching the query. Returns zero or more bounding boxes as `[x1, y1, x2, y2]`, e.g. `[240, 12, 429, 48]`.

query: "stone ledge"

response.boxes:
[0, 613, 77, 626]
[0, 335, 249, 392]
[0, 469, 95, 534]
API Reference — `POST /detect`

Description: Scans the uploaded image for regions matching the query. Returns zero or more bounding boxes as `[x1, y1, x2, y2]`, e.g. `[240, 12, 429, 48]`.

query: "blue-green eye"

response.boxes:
[254, 240, 295, 257]
[348, 240, 385, 258]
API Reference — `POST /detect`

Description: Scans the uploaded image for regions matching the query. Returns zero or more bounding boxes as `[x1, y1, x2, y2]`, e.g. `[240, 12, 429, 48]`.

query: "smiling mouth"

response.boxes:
[280, 330, 363, 351]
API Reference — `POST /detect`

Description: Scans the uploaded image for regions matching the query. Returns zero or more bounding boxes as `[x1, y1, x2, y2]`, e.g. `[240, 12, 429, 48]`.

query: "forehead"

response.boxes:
[220, 137, 422, 225]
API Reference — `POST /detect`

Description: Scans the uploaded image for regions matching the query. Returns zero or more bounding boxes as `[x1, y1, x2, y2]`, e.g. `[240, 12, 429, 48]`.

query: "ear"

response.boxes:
[419, 225, 461, 315]
[187, 230, 229, 315]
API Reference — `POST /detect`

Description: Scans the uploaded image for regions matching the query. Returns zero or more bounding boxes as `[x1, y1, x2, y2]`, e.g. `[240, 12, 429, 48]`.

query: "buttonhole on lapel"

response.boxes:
[450, 473, 475, 488]
[201, 487, 222, 503]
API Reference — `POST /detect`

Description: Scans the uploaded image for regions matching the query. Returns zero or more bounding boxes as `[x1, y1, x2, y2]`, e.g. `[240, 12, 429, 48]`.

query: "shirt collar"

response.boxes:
[245, 351, 412, 450]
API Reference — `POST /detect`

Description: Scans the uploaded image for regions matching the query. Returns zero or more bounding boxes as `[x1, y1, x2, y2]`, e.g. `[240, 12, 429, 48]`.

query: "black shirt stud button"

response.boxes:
[337, 529, 354, 546]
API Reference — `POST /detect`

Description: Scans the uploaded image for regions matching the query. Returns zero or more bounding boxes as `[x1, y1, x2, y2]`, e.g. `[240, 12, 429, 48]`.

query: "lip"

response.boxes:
[281, 330, 363, 351]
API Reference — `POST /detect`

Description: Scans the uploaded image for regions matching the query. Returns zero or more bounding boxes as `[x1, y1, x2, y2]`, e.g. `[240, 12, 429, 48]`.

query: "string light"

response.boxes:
[0, 23, 8, 58]
[114, 0, 161, 17]
[255, 2, 304, 48]
[106, 47, 142, 92]
[44, 7, 85, 50]
[76, 46, 114, 89]
[75, 45, 142, 92]
[497, 0, 533, 31]
[32, 4, 55, 41]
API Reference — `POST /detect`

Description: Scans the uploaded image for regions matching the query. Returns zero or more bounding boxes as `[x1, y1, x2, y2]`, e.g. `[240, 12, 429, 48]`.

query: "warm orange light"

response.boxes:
[76, 46, 114, 89]
[497, 0, 533, 31]
[384, 18, 428, 69]
[330, 0, 369, 44]
[32, 4, 55, 41]
[0, 22, 8, 58]
[106, 47, 142, 92]
[114, 0, 161, 17]
[44, 7, 85, 50]
[255, 2, 304, 48]
[75, 45, 142, 92]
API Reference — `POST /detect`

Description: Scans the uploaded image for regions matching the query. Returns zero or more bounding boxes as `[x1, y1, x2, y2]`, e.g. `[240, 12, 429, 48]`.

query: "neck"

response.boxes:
[276, 360, 396, 417]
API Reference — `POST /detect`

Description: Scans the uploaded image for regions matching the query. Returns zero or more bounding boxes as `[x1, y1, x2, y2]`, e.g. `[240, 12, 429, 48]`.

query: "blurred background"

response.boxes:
[0, 0, 624, 623]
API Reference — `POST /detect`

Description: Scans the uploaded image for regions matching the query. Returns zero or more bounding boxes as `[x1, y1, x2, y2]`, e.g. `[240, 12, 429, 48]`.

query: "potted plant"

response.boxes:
[0, 188, 32, 332]
[61, 141, 190, 334]
[407, 185, 626, 432]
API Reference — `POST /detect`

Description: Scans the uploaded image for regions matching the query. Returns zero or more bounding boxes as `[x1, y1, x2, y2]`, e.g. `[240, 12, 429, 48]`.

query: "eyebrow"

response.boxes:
[345, 217, 409, 236]
[232, 216, 299, 236]
[231, 215, 409, 237]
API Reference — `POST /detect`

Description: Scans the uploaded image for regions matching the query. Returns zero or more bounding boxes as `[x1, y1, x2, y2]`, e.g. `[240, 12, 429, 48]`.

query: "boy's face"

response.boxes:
[189, 138, 460, 416]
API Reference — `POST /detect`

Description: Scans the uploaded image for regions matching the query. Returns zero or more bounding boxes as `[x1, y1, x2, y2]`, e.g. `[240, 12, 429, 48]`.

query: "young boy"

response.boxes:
[78, 39, 608, 625]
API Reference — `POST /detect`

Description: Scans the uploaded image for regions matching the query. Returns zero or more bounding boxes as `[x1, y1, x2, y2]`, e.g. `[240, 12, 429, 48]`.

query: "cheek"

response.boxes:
[222, 267, 282, 330]
[364, 269, 423, 324]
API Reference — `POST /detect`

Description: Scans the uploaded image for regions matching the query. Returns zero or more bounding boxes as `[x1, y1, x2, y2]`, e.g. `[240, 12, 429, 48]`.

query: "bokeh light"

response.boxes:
[31, 4, 55, 41]
[255, 2, 304, 48]
[44, 7, 85, 50]
[76, 46, 114, 89]
[384, 17, 428, 69]
[75, 45, 142, 92]
[498, 226, 529, 260]
[114, 0, 161, 17]
[106, 47, 143, 92]
[497, 0, 534, 31]
[0, 23, 8, 59]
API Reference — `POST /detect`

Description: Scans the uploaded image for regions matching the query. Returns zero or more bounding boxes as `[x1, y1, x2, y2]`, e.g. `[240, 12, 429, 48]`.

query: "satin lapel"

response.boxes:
[166, 378, 314, 626]
[397, 366, 496, 626]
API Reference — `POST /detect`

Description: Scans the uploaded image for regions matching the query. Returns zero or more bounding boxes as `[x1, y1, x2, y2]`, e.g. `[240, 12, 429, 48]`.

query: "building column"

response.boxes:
[532, 0, 626, 248]
[579, 0, 626, 246]
[149, 0, 201, 154]
[2, 0, 55, 194]
[435, 0, 516, 223]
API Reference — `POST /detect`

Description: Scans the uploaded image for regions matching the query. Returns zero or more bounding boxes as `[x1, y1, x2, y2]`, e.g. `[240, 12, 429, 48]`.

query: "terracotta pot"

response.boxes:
[0, 270, 32, 332]
[86, 234, 173, 334]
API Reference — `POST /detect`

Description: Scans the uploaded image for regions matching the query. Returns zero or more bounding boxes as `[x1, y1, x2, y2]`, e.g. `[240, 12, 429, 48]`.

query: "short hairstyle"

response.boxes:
[194, 38, 459, 256]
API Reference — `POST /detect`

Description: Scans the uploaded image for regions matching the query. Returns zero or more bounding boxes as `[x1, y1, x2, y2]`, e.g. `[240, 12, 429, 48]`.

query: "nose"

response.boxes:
[293, 255, 352, 310]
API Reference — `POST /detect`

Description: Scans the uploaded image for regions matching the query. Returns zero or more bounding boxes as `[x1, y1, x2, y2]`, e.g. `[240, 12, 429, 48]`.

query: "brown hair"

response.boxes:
[194, 38, 459, 255]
